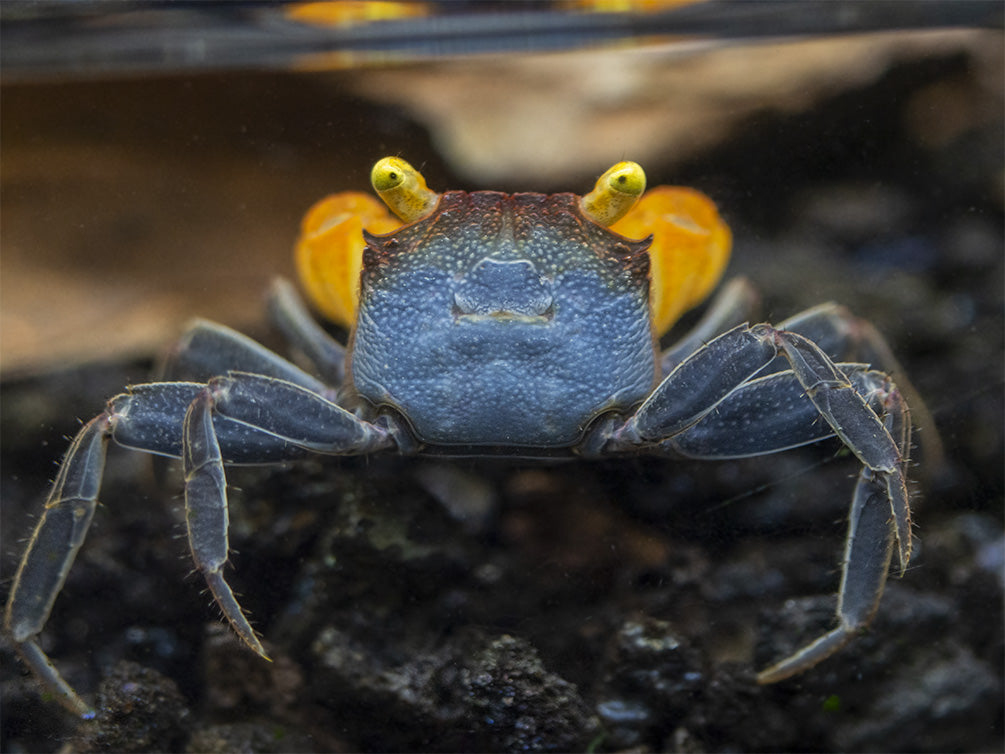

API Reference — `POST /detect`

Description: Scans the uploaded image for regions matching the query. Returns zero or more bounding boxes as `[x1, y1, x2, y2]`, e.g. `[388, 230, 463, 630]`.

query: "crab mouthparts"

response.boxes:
[451, 303, 555, 324]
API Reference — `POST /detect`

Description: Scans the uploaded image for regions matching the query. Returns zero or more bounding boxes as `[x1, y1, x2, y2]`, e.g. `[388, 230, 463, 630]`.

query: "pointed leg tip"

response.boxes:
[755, 626, 853, 685]
[203, 569, 270, 660]
[240, 631, 270, 660]
[65, 691, 96, 719]
[223, 613, 272, 662]
[755, 654, 813, 684]
[755, 666, 791, 685]
[15, 639, 97, 718]
[895, 537, 912, 577]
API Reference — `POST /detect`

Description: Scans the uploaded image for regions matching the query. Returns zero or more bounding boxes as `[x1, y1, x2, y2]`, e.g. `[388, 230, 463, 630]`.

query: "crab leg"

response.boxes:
[663, 366, 893, 458]
[755, 469, 896, 682]
[660, 277, 760, 374]
[777, 302, 940, 467]
[774, 330, 911, 571]
[632, 324, 780, 439]
[160, 318, 331, 394]
[181, 372, 393, 656]
[662, 287, 936, 467]
[5, 370, 393, 717]
[181, 385, 263, 658]
[4, 384, 219, 717]
[610, 323, 912, 681]
[4, 415, 109, 719]
[266, 278, 348, 385]
[757, 385, 910, 683]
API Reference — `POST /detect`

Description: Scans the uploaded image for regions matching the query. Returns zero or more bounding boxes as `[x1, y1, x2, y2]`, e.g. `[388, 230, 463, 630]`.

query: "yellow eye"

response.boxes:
[580, 161, 646, 227]
[370, 156, 440, 222]
[370, 157, 408, 192]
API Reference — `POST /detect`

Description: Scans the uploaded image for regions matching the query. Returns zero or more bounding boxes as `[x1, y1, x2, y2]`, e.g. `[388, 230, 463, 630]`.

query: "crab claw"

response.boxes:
[295, 192, 400, 329]
[371, 156, 440, 222]
[611, 185, 732, 337]
[580, 161, 647, 226]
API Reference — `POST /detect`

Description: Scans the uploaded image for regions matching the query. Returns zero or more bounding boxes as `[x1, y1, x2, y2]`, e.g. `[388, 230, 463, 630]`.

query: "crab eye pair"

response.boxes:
[371, 156, 647, 227]
[298, 155, 729, 337]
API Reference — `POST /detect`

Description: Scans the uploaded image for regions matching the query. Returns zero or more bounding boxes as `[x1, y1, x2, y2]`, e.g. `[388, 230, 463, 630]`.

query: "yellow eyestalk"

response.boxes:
[580, 161, 646, 227]
[371, 156, 440, 222]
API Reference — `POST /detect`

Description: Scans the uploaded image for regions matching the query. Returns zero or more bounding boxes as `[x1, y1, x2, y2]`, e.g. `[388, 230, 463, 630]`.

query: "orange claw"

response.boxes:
[611, 187, 732, 338]
[295, 192, 400, 329]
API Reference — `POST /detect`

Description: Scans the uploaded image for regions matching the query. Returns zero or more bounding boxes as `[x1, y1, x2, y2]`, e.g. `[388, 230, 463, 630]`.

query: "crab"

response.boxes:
[5, 157, 913, 719]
